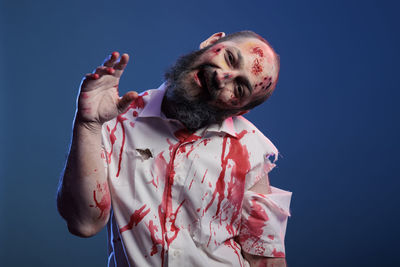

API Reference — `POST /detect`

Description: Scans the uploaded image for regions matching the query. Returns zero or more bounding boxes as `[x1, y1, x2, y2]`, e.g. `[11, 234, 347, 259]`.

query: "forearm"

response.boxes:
[57, 119, 110, 237]
[243, 252, 287, 267]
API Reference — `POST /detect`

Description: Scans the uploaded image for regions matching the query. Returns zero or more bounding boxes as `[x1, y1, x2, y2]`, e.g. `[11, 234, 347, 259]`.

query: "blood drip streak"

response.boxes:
[186, 138, 209, 158]
[201, 169, 208, 183]
[106, 92, 149, 177]
[119, 204, 151, 233]
[248, 198, 270, 248]
[156, 129, 201, 266]
[189, 178, 195, 190]
[148, 220, 162, 256]
[224, 239, 243, 267]
[204, 130, 250, 246]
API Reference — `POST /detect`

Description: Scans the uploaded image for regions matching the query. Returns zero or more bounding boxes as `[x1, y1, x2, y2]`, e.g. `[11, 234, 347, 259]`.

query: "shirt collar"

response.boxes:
[139, 83, 239, 138]
[204, 117, 238, 138]
[139, 83, 167, 119]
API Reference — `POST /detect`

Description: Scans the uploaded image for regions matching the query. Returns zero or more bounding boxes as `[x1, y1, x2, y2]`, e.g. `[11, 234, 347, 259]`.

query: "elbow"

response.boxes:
[67, 222, 102, 238]
[57, 193, 108, 238]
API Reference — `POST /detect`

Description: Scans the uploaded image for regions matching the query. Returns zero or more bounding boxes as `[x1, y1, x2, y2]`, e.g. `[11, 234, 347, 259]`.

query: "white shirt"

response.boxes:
[102, 84, 292, 267]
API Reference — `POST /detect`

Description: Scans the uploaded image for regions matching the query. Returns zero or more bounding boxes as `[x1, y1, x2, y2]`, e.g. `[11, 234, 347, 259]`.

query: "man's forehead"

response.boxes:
[229, 38, 274, 58]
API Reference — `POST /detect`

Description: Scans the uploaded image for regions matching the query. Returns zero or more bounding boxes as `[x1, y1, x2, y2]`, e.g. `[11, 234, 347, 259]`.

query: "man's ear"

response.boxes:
[199, 32, 226, 49]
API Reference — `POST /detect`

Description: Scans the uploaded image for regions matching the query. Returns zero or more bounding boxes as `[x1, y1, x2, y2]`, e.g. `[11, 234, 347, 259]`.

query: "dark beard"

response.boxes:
[162, 48, 234, 132]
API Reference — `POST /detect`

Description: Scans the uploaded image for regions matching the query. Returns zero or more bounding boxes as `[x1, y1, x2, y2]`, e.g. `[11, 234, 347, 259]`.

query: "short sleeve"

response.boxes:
[245, 152, 278, 191]
[238, 187, 292, 257]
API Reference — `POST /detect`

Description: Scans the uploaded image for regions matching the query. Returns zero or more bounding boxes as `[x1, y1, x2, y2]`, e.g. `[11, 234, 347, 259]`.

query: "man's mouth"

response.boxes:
[194, 69, 210, 94]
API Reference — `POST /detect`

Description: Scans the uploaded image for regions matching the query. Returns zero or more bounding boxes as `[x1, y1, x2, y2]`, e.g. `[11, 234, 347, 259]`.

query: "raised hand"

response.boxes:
[76, 52, 138, 126]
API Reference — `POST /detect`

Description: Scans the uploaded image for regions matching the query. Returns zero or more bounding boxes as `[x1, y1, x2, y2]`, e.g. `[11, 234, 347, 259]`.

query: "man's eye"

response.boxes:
[227, 51, 234, 65]
[237, 85, 244, 97]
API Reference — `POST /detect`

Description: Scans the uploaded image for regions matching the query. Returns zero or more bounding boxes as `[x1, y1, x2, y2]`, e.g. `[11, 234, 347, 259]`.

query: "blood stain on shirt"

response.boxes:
[204, 130, 250, 246]
[201, 169, 208, 183]
[272, 248, 285, 257]
[149, 129, 201, 266]
[129, 92, 148, 109]
[224, 239, 244, 267]
[147, 220, 162, 256]
[106, 92, 149, 177]
[237, 197, 270, 251]
[120, 204, 151, 233]
[189, 178, 195, 190]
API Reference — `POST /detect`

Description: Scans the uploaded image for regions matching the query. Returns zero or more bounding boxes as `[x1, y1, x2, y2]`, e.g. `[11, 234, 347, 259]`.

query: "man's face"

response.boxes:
[182, 37, 278, 110]
[163, 35, 278, 131]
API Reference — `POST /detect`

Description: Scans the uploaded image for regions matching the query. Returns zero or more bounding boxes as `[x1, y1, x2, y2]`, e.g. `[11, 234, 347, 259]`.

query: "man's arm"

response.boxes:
[242, 174, 287, 267]
[57, 52, 138, 237]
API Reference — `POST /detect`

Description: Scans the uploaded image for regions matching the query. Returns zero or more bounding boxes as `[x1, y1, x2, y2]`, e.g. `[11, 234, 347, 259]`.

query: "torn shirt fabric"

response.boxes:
[101, 84, 292, 267]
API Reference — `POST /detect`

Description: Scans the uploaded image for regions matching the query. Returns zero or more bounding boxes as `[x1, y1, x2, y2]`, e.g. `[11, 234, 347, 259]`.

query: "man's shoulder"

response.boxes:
[231, 116, 278, 154]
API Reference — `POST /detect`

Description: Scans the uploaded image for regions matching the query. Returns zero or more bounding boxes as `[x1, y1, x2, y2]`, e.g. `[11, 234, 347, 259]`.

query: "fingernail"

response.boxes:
[112, 51, 118, 58]
[107, 67, 115, 74]
[92, 73, 100, 79]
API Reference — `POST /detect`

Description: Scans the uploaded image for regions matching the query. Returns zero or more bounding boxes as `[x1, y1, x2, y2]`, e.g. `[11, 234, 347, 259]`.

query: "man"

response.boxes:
[57, 31, 292, 267]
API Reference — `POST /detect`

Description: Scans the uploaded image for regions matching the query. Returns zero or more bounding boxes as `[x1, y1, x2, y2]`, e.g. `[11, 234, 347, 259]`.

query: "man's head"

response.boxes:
[163, 30, 280, 131]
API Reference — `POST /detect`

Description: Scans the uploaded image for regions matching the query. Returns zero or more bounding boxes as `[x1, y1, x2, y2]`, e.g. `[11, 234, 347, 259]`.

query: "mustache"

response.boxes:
[195, 64, 220, 100]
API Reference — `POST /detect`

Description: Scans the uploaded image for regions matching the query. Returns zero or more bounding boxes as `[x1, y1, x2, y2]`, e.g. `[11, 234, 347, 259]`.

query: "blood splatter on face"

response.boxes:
[212, 44, 225, 55]
[251, 47, 264, 58]
[254, 76, 273, 91]
[251, 58, 263, 76]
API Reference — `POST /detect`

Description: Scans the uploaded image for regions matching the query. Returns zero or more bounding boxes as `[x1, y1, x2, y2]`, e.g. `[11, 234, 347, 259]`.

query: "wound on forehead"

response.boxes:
[252, 58, 263, 76]
[251, 47, 264, 58]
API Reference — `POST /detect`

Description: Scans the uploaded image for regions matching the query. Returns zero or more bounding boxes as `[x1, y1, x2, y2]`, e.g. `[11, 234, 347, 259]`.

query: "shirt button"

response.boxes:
[173, 250, 181, 257]
[175, 174, 182, 183]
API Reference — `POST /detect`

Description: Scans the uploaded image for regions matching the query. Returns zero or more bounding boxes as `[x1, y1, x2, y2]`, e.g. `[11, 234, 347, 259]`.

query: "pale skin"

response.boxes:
[57, 33, 285, 266]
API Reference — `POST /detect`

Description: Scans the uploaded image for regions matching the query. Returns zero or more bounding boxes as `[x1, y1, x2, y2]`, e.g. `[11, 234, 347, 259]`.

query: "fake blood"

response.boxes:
[204, 130, 250, 246]
[247, 199, 269, 243]
[272, 248, 285, 257]
[148, 220, 163, 256]
[90, 182, 111, 219]
[120, 204, 151, 233]
[224, 239, 243, 267]
[148, 129, 201, 266]
[251, 46, 264, 57]
[252, 58, 263, 76]
[106, 92, 148, 177]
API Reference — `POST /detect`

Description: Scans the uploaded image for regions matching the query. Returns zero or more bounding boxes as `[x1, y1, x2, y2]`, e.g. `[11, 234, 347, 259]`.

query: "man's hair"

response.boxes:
[212, 30, 280, 111]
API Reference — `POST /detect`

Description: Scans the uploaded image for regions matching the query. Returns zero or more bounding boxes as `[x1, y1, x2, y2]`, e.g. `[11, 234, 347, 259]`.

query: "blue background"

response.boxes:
[1, 0, 399, 266]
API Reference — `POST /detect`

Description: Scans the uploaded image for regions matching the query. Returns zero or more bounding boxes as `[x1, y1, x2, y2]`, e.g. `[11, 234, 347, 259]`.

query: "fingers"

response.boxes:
[114, 54, 129, 78]
[117, 91, 138, 114]
[102, 52, 129, 77]
[81, 52, 129, 91]
[103, 51, 119, 67]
